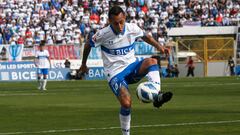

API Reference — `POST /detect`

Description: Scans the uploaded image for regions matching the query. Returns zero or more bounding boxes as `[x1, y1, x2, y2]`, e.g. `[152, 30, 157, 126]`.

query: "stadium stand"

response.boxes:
[0, 0, 239, 46]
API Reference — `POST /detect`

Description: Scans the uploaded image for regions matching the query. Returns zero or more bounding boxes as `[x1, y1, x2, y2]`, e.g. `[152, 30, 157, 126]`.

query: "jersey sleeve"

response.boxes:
[131, 23, 144, 39]
[89, 30, 103, 47]
[45, 50, 50, 57]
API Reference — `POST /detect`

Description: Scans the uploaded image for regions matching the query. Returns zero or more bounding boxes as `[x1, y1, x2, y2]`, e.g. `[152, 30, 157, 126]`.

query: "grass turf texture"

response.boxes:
[0, 77, 239, 135]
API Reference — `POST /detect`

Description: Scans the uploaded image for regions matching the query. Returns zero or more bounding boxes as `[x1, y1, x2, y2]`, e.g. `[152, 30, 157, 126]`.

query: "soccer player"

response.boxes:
[228, 56, 235, 76]
[34, 41, 51, 90]
[79, 6, 173, 135]
[186, 56, 195, 77]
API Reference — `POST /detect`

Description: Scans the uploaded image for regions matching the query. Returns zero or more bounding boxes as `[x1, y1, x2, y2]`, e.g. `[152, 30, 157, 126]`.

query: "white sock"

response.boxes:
[147, 70, 161, 91]
[42, 79, 47, 89]
[119, 114, 131, 135]
[38, 79, 42, 88]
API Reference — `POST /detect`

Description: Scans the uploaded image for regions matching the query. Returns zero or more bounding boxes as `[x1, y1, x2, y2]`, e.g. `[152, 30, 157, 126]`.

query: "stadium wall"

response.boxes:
[1, 30, 239, 81]
[0, 61, 70, 81]
[168, 26, 237, 36]
[169, 26, 240, 77]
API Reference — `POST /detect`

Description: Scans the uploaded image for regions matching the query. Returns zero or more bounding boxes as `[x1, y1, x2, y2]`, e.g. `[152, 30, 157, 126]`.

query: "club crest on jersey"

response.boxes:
[92, 31, 101, 42]
[108, 40, 113, 45]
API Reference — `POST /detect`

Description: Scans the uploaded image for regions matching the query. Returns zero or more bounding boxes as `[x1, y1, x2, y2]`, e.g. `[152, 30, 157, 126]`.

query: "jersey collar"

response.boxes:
[110, 24, 126, 35]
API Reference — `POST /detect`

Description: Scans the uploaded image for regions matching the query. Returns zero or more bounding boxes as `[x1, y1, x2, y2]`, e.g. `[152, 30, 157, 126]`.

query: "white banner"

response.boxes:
[51, 59, 103, 69]
[22, 47, 35, 57]
[0, 44, 24, 61]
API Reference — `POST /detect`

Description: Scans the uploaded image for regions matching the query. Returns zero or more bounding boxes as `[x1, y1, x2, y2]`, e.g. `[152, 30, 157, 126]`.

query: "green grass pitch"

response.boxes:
[0, 77, 240, 135]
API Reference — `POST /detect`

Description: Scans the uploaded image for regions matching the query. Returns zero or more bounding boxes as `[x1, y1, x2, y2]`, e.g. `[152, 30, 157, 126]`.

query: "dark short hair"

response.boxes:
[40, 40, 46, 46]
[108, 6, 125, 19]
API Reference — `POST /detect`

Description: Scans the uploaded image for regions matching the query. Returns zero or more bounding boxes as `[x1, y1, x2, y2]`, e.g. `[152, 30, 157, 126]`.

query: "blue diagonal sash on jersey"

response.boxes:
[38, 56, 48, 59]
[101, 44, 134, 55]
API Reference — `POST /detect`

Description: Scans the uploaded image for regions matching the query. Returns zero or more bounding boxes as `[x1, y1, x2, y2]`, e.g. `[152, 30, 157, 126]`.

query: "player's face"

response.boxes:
[109, 13, 126, 34]
[39, 46, 44, 51]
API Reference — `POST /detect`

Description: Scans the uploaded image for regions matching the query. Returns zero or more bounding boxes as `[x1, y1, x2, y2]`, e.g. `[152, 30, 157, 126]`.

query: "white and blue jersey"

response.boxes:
[90, 23, 144, 81]
[35, 50, 50, 69]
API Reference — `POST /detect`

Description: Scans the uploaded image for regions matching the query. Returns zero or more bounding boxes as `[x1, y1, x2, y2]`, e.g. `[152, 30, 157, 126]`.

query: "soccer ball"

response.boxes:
[136, 82, 160, 103]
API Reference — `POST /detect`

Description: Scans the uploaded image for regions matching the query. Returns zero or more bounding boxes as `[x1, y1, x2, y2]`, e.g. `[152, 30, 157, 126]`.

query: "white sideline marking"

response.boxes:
[0, 93, 51, 96]
[162, 82, 240, 88]
[0, 82, 239, 96]
[0, 120, 240, 135]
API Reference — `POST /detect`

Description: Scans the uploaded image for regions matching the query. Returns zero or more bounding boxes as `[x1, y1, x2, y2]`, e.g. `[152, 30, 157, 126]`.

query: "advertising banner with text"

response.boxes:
[0, 61, 70, 81]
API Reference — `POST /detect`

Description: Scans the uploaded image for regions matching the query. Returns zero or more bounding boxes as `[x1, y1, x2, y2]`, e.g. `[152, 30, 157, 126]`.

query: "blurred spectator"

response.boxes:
[73, 29, 82, 45]
[0, 0, 238, 46]
[55, 29, 64, 44]
[34, 32, 41, 45]
[186, 56, 195, 77]
[46, 31, 54, 45]
[228, 56, 235, 76]
[0, 33, 3, 44]
[64, 58, 71, 68]
[17, 35, 24, 46]
[4, 29, 12, 44]
[166, 63, 173, 77]
[158, 33, 166, 46]
[166, 63, 179, 78]
[172, 64, 179, 78]
[90, 13, 100, 24]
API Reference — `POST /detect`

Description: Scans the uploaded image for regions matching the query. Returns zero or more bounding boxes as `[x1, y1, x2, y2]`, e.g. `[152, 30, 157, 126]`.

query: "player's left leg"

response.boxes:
[42, 69, 49, 90]
[191, 68, 195, 77]
[137, 58, 173, 108]
[138, 58, 161, 88]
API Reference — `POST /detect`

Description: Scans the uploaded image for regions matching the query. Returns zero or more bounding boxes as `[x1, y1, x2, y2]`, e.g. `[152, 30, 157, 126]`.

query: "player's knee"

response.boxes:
[43, 75, 47, 79]
[37, 76, 41, 80]
[145, 58, 158, 66]
[121, 100, 131, 109]
[119, 87, 131, 108]
[120, 106, 131, 116]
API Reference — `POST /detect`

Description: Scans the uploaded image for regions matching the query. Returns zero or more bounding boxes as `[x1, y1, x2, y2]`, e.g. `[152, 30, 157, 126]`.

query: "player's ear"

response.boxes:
[123, 12, 126, 19]
[108, 19, 111, 24]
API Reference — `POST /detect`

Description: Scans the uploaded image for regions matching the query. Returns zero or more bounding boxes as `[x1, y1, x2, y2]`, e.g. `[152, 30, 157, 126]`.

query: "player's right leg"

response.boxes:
[109, 78, 131, 135]
[37, 69, 43, 90]
[136, 58, 173, 108]
[41, 69, 49, 90]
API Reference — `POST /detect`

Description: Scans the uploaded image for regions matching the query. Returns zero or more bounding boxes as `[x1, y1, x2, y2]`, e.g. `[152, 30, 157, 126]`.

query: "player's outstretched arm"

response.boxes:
[78, 39, 91, 74]
[141, 34, 168, 54]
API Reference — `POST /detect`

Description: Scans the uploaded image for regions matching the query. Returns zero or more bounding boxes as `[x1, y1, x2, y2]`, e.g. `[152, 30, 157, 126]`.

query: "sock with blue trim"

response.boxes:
[119, 107, 131, 135]
[37, 77, 42, 90]
[146, 64, 161, 90]
[42, 79, 47, 90]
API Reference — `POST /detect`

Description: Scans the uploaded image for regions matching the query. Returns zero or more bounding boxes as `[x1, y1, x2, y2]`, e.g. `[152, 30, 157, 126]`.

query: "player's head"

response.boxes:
[39, 41, 46, 51]
[108, 6, 126, 34]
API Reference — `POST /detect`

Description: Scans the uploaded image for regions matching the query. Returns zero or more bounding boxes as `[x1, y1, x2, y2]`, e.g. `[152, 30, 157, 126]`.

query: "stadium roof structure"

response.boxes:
[168, 26, 237, 36]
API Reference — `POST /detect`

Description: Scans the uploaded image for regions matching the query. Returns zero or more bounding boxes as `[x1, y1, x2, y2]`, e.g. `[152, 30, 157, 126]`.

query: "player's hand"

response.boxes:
[164, 48, 170, 56]
[78, 64, 89, 75]
[77, 64, 89, 79]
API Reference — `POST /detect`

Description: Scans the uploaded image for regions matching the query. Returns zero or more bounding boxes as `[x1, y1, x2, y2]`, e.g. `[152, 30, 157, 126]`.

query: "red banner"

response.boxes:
[36, 45, 80, 60]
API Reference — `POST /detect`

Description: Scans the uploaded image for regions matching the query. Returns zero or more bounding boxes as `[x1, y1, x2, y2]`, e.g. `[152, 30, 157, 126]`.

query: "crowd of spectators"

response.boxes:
[0, 0, 239, 46]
